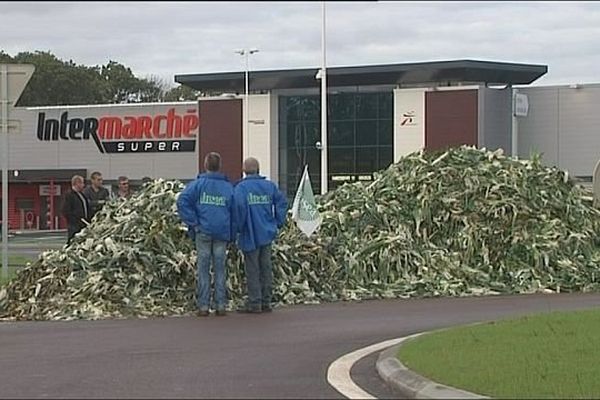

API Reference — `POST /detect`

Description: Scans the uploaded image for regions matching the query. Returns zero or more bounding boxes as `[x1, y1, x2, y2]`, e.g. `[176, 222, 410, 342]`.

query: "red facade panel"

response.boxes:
[198, 99, 243, 183]
[425, 90, 478, 151]
[1, 183, 69, 230]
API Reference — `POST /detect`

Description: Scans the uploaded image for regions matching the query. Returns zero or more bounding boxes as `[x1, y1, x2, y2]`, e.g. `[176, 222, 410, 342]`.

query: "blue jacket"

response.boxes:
[234, 174, 288, 252]
[177, 172, 235, 242]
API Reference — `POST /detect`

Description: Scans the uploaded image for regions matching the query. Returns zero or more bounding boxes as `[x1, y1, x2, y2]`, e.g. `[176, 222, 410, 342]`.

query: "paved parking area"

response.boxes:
[2, 293, 600, 398]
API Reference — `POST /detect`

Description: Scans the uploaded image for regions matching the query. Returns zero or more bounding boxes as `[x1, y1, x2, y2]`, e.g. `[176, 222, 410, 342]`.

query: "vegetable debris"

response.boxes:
[2, 146, 599, 321]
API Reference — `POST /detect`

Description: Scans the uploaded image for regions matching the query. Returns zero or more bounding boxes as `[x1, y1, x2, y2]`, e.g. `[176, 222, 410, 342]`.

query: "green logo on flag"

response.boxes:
[292, 166, 322, 237]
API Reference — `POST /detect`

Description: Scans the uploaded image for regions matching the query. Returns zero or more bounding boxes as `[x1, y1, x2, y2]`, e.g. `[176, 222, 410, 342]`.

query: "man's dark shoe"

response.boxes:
[237, 306, 262, 314]
[216, 308, 227, 316]
[262, 305, 273, 313]
[196, 309, 209, 317]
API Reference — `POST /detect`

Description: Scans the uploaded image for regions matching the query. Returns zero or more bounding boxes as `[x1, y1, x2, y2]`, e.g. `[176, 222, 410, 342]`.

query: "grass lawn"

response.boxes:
[0, 267, 17, 286]
[0, 254, 32, 286]
[398, 308, 600, 399]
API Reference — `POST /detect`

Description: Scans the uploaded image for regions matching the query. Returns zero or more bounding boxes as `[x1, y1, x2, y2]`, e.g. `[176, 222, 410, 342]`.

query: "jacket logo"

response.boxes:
[199, 192, 227, 207]
[248, 193, 271, 205]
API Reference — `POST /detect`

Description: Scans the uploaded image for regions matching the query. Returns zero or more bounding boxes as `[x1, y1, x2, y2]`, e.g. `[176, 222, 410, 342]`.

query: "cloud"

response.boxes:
[1, 1, 599, 86]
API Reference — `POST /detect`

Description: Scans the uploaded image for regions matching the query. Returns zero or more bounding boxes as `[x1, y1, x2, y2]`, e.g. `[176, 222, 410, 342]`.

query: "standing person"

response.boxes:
[115, 176, 132, 199]
[62, 175, 90, 245]
[234, 157, 287, 313]
[176, 152, 235, 317]
[82, 171, 110, 220]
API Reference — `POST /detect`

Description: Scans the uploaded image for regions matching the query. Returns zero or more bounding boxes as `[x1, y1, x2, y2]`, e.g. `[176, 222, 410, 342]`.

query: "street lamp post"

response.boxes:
[1, 65, 8, 279]
[320, 2, 328, 195]
[234, 48, 259, 159]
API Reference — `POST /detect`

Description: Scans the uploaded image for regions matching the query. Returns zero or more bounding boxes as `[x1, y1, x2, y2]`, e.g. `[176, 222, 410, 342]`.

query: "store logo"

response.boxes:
[400, 111, 417, 127]
[36, 108, 198, 153]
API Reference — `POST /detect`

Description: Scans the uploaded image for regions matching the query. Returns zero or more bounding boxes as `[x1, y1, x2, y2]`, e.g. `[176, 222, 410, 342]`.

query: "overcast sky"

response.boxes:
[1, 1, 599, 87]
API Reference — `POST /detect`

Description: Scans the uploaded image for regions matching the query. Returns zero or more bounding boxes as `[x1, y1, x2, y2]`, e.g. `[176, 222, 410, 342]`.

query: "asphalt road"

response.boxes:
[1, 292, 600, 399]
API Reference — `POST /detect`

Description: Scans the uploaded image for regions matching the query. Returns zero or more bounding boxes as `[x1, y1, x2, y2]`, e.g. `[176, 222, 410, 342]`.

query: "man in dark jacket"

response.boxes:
[176, 152, 235, 316]
[82, 171, 110, 220]
[234, 157, 287, 313]
[62, 175, 90, 245]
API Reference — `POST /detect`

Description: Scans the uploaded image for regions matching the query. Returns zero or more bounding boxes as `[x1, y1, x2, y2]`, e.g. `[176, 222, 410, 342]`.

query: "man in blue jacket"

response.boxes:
[177, 152, 234, 317]
[234, 157, 288, 313]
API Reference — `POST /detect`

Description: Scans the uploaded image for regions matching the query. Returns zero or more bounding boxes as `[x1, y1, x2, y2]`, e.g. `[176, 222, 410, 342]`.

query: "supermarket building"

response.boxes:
[2, 59, 600, 230]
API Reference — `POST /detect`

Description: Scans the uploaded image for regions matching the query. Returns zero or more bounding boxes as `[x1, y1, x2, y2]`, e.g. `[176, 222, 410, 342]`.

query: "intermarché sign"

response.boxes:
[36, 108, 199, 153]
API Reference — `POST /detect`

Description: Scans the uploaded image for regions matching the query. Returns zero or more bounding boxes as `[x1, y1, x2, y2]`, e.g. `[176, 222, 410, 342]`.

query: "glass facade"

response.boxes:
[278, 92, 393, 196]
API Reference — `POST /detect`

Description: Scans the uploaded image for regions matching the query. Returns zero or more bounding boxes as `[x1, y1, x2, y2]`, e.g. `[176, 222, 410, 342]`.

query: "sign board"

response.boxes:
[514, 93, 529, 117]
[2, 63, 35, 279]
[35, 108, 199, 154]
[39, 185, 61, 196]
[0, 64, 35, 106]
[6, 119, 20, 134]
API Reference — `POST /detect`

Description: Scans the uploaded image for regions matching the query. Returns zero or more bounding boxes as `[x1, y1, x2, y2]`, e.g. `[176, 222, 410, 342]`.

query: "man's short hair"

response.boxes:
[71, 175, 84, 185]
[118, 176, 129, 184]
[204, 152, 221, 172]
[90, 171, 102, 180]
[243, 157, 260, 175]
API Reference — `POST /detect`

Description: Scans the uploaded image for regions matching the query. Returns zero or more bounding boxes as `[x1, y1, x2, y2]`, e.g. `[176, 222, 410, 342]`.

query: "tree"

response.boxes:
[0, 50, 12, 63]
[1, 50, 190, 106]
[100, 60, 146, 103]
[163, 84, 200, 102]
[10, 51, 108, 106]
[139, 75, 171, 103]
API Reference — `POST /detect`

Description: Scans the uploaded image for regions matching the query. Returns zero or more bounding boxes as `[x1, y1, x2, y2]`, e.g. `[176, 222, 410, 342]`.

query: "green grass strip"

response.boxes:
[0, 253, 32, 266]
[398, 308, 600, 399]
[0, 267, 18, 286]
[0, 254, 32, 286]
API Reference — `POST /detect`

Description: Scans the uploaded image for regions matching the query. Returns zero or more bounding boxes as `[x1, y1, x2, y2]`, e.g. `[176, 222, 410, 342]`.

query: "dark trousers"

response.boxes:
[243, 244, 273, 309]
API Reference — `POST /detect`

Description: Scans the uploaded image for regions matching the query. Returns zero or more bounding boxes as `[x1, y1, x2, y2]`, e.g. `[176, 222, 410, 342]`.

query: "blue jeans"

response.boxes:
[243, 244, 273, 309]
[195, 232, 227, 310]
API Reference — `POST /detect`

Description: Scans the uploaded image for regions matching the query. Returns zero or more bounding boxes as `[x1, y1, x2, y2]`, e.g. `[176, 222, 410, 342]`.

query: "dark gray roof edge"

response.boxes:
[175, 67, 317, 83]
[175, 59, 547, 83]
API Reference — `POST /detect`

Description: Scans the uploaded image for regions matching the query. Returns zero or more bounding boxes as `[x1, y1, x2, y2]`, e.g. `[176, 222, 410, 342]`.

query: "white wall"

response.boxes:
[245, 93, 278, 180]
[518, 84, 600, 177]
[517, 87, 561, 170]
[393, 88, 425, 161]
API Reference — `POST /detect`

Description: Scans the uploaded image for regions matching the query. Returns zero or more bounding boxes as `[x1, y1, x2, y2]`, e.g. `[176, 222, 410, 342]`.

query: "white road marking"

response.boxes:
[326, 333, 424, 399]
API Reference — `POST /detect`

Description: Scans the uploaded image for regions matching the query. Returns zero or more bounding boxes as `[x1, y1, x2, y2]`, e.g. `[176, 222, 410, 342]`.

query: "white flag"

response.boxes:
[291, 165, 322, 237]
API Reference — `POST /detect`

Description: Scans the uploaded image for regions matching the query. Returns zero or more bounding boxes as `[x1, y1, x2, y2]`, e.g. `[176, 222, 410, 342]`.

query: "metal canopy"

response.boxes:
[175, 59, 548, 92]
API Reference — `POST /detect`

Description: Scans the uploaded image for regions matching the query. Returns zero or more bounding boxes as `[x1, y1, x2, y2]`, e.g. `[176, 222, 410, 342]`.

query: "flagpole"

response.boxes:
[320, 1, 328, 195]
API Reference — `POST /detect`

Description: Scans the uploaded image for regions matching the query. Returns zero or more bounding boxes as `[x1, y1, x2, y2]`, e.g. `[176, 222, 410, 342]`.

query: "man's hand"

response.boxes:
[186, 225, 196, 241]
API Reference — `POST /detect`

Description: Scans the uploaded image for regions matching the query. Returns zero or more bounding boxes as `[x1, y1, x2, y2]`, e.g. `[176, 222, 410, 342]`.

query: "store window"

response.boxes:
[279, 91, 393, 196]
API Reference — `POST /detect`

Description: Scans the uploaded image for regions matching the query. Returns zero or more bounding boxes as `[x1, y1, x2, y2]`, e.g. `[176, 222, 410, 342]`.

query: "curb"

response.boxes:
[11, 230, 66, 237]
[376, 335, 489, 399]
